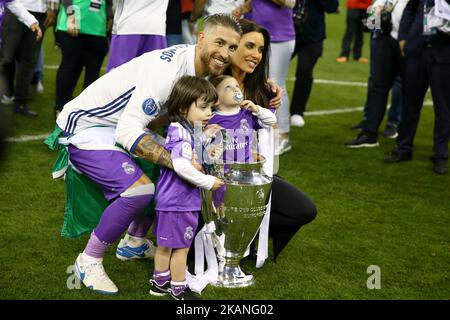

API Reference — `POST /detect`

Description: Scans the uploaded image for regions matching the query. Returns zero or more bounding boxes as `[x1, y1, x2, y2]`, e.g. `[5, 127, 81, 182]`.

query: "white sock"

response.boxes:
[171, 280, 188, 287]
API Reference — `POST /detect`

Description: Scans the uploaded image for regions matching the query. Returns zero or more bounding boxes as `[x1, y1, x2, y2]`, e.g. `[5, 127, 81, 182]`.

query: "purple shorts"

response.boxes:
[154, 211, 199, 249]
[68, 145, 144, 201]
[106, 34, 167, 72]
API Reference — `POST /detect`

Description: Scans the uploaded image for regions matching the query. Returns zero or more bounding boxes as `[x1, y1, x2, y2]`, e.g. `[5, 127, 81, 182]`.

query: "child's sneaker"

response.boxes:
[149, 279, 171, 296]
[74, 253, 118, 295]
[170, 287, 200, 300]
[116, 238, 156, 261]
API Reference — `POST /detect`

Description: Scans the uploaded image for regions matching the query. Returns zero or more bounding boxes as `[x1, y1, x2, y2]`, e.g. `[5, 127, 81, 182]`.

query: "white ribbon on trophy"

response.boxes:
[189, 222, 219, 293]
[255, 126, 274, 268]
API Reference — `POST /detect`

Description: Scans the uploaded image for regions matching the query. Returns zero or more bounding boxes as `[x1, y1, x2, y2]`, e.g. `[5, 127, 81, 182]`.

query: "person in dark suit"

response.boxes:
[385, 0, 450, 175]
[344, 1, 409, 148]
[289, 0, 339, 128]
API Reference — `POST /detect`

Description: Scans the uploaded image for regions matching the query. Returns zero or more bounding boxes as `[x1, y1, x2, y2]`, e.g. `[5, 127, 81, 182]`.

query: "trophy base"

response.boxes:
[215, 265, 254, 288]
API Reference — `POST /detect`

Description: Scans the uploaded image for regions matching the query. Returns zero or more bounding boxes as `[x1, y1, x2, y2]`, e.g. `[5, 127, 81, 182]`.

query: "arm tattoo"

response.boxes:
[135, 135, 173, 169]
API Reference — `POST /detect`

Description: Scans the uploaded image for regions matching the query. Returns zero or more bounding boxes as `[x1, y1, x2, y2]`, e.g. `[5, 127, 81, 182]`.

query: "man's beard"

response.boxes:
[201, 51, 227, 76]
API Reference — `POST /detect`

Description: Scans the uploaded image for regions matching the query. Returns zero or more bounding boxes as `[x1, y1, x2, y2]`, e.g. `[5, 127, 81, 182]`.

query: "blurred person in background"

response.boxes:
[31, 46, 45, 93]
[181, 0, 196, 44]
[336, 0, 372, 63]
[242, 0, 297, 156]
[166, 0, 183, 46]
[189, 0, 246, 34]
[54, 0, 113, 119]
[0, 0, 53, 117]
[0, 0, 43, 104]
[385, 0, 450, 175]
[0, 0, 43, 162]
[106, 0, 168, 72]
[344, 0, 409, 148]
[289, 0, 339, 128]
[350, 72, 403, 139]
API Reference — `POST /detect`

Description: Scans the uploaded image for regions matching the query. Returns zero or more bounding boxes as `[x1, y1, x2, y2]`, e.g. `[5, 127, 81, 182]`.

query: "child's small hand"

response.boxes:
[240, 100, 260, 113]
[211, 178, 225, 190]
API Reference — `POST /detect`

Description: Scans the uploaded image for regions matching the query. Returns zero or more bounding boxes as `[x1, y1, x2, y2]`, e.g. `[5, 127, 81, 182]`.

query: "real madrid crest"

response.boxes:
[121, 162, 135, 175]
[240, 118, 249, 132]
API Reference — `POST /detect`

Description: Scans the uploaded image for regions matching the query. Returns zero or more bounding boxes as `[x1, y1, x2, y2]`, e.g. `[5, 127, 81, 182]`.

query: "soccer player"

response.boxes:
[49, 14, 242, 295]
[149, 76, 224, 300]
[106, 0, 169, 72]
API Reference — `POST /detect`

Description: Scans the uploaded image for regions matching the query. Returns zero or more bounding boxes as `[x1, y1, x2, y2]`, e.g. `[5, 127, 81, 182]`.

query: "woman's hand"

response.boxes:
[267, 79, 283, 109]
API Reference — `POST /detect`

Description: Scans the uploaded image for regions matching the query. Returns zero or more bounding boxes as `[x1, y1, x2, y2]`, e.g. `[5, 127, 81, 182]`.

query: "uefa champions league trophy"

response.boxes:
[200, 126, 272, 288]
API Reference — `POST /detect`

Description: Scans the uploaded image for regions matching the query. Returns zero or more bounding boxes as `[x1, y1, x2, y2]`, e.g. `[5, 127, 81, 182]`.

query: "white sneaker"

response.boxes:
[116, 237, 156, 261]
[275, 138, 292, 156]
[291, 114, 305, 127]
[74, 253, 118, 295]
[36, 81, 44, 93]
[1, 95, 14, 105]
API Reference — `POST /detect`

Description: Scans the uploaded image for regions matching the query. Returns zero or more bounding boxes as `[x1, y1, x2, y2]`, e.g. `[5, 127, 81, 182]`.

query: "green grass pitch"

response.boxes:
[0, 3, 448, 299]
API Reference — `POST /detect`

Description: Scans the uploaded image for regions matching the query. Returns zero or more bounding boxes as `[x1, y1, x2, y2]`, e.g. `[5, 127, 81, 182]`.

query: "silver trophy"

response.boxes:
[201, 130, 272, 288]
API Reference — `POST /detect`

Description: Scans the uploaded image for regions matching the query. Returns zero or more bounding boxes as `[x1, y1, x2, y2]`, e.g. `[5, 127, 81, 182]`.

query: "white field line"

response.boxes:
[305, 99, 433, 116]
[287, 77, 367, 87]
[6, 79, 433, 145]
[6, 134, 50, 143]
[44, 64, 107, 71]
[305, 106, 364, 116]
[45, 65, 368, 87]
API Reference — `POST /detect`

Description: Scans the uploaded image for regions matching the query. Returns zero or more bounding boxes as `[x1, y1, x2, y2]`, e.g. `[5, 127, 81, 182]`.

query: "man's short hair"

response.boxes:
[203, 14, 243, 36]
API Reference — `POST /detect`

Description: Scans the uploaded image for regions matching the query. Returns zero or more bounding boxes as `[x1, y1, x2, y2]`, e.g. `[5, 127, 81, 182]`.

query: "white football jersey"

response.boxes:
[204, 0, 245, 16]
[56, 44, 196, 152]
[112, 0, 168, 35]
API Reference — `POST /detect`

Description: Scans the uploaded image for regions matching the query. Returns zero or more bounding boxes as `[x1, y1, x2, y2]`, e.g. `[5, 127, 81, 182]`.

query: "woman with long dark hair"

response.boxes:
[228, 19, 317, 262]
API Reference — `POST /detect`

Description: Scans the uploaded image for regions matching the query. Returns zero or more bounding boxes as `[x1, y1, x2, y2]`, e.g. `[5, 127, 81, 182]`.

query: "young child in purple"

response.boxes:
[150, 76, 224, 300]
[208, 75, 276, 163]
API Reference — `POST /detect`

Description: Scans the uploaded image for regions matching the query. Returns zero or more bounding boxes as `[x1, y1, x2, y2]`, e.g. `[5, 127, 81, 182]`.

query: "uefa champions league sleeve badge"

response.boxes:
[142, 98, 159, 116]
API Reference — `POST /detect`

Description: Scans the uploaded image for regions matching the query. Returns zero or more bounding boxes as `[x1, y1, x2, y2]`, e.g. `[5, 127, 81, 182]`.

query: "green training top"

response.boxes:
[56, 0, 107, 37]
